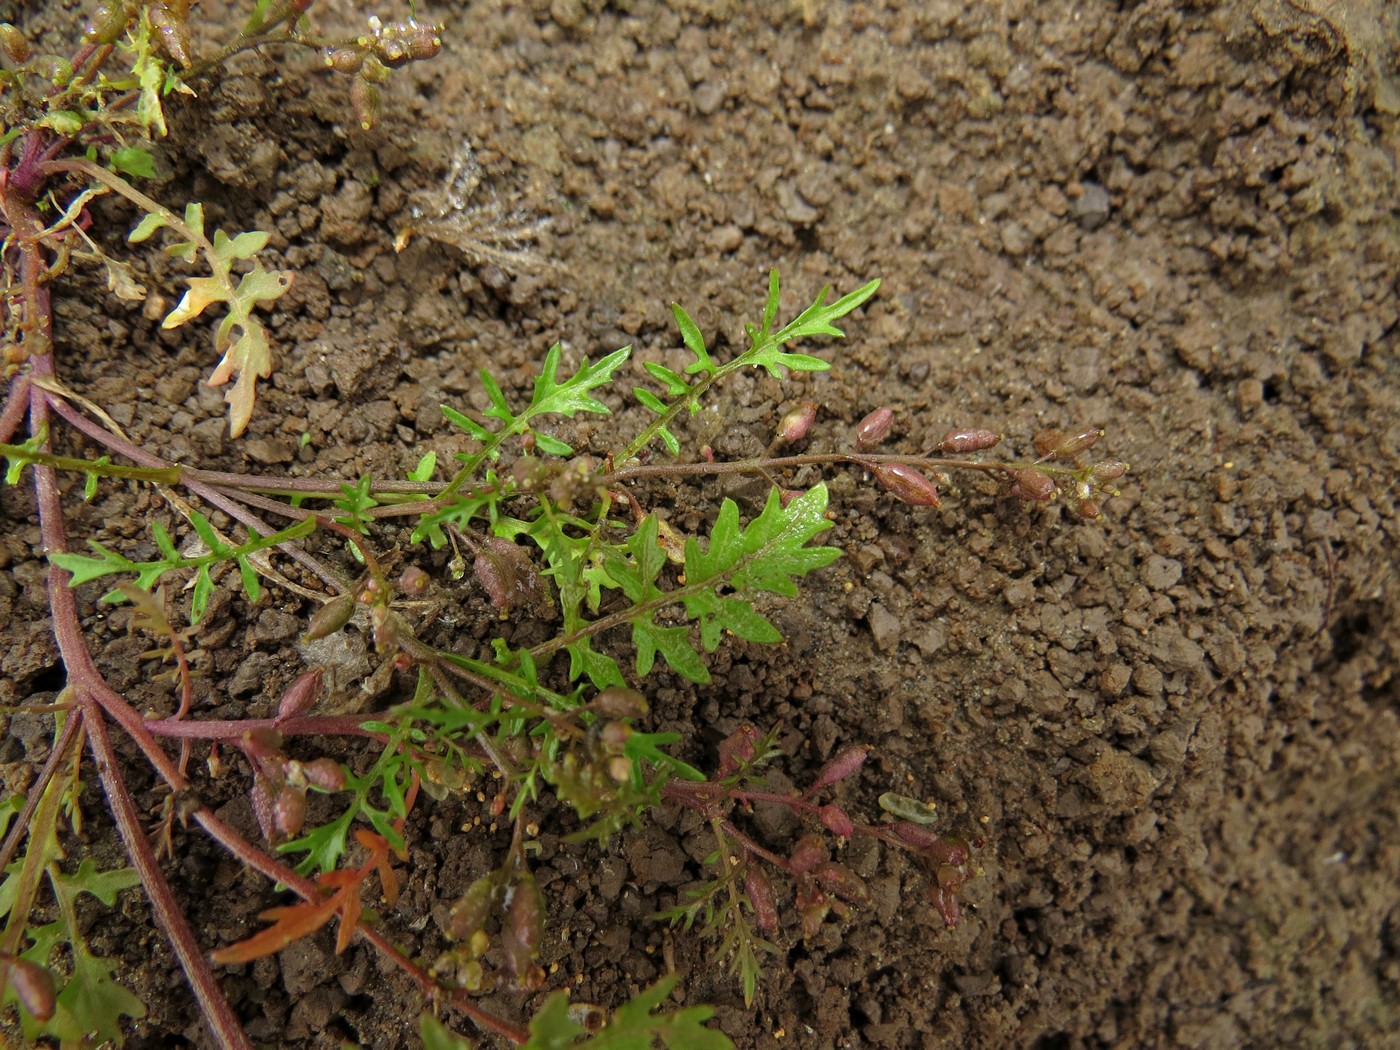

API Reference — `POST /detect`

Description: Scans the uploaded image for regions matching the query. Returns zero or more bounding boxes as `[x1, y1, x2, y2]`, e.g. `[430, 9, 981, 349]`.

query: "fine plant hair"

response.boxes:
[0, 2, 1128, 1047]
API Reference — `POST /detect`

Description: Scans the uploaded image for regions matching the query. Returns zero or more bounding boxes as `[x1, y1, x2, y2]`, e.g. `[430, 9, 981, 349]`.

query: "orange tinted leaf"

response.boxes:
[334, 889, 361, 954]
[211, 896, 338, 964]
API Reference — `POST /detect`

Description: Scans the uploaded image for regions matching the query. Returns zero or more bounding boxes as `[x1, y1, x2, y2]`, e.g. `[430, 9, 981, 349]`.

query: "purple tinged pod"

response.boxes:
[1007, 467, 1056, 501]
[789, 833, 828, 875]
[300, 758, 346, 792]
[3, 955, 56, 1021]
[820, 804, 854, 839]
[502, 874, 545, 988]
[776, 400, 819, 444]
[938, 428, 1002, 453]
[273, 785, 307, 839]
[276, 668, 324, 721]
[872, 463, 941, 507]
[854, 407, 894, 448]
[745, 865, 779, 933]
[808, 744, 868, 793]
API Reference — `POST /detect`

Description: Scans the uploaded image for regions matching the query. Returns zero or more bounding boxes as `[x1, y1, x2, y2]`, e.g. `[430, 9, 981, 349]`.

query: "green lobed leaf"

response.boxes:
[671, 303, 714, 376]
[521, 974, 731, 1050]
[109, 147, 156, 179]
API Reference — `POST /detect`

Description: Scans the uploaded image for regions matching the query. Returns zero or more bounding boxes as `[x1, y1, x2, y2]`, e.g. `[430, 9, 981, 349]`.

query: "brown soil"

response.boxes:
[3, 1, 1399, 1048]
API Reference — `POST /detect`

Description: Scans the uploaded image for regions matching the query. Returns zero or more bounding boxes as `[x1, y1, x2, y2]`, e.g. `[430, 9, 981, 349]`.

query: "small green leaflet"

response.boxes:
[520, 974, 732, 1050]
[744, 276, 881, 379]
[595, 484, 841, 684]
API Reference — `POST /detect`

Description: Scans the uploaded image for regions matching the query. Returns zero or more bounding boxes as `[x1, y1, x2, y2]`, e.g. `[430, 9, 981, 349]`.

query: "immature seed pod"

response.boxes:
[808, 744, 868, 793]
[276, 668, 324, 721]
[788, 833, 827, 875]
[273, 785, 307, 839]
[745, 865, 778, 933]
[854, 407, 894, 448]
[447, 876, 499, 942]
[1054, 427, 1104, 457]
[83, 0, 136, 46]
[502, 874, 545, 986]
[3, 956, 56, 1021]
[299, 757, 346, 792]
[938, 428, 1001, 453]
[1090, 460, 1128, 484]
[0, 23, 31, 63]
[591, 686, 648, 719]
[775, 400, 818, 444]
[350, 75, 382, 131]
[820, 804, 854, 839]
[304, 591, 355, 640]
[872, 463, 941, 507]
[1007, 467, 1056, 502]
[149, 0, 193, 68]
[323, 45, 364, 74]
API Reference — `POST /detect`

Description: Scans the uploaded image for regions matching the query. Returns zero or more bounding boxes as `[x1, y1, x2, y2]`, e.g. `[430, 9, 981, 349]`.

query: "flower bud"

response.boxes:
[599, 721, 632, 750]
[775, 401, 818, 444]
[1007, 467, 1056, 501]
[276, 668, 323, 721]
[716, 724, 761, 777]
[745, 865, 778, 933]
[872, 463, 941, 507]
[398, 565, 430, 595]
[854, 407, 894, 448]
[938, 428, 1001, 453]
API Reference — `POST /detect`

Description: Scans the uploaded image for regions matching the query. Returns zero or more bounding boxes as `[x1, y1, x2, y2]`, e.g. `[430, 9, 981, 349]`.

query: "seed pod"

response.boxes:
[872, 463, 941, 507]
[248, 776, 278, 843]
[1074, 499, 1101, 520]
[273, 785, 307, 839]
[591, 686, 648, 719]
[350, 75, 382, 131]
[502, 874, 545, 986]
[744, 865, 778, 933]
[149, 0, 193, 68]
[324, 45, 364, 74]
[814, 861, 867, 903]
[0, 23, 31, 63]
[1033, 428, 1065, 458]
[808, 744, 868, 793]
[1055, 427, 1104, 457]
[447, 876, 499, 942]
[938, 428, 1001, 453]
[3, 956, 56, 1021]
[84, 0, 136, 46]
[474, 535, 550, 614]
[820, 804, 854, 839]
[300, 757, 346, 792]
[276, 668, 324, 721]
[304, 591, 355, 640]
[788, 833, 827, 875]
[1090, 460, 1128, 484]
[775, 400, 818, 444]
[1007, 467, 1056, 502]
[854, 407, 894, 448]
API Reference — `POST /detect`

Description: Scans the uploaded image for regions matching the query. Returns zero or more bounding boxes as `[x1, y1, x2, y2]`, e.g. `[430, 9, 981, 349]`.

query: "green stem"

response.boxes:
[0, 442, 182, 483]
